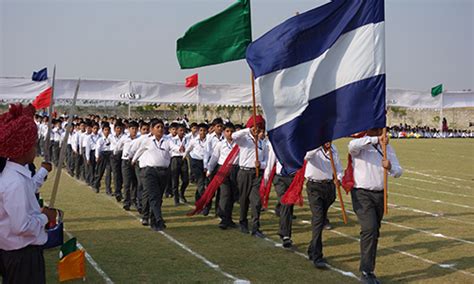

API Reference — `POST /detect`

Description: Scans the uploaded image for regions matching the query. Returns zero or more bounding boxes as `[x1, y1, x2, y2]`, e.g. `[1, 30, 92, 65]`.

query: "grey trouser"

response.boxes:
[351, 188, 384, 273]
[306, 180, 335, 261]
[273, 175, 295, 238]
[237, 168, 262, 232]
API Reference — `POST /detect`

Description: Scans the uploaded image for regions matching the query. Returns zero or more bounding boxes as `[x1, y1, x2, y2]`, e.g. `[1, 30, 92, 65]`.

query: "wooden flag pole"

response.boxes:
[250, 71, 259, 177]
[49, 79, 81, 208]
[382, 127, 388, 214]
[328, 145, 348, 224]
[43, 65, 56, 162]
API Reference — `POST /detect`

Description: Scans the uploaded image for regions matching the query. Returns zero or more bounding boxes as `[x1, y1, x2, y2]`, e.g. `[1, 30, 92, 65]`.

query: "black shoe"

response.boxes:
[123, 205, 130, 211]
[218, 222, 228, 230]
[106, 191, 113, 196]
[180, 196, 188, 203]
[94, 188, 99, 193]
[275, 210, 281, 217]
[251, 230, 266, 239]
[313, 258, 328, 269]
[282, 237, 293, 248]
[165, 193, 170, 198]
[361, 272, 380, 284]
[202, 208, 210, 216]
[240, 224, 249, 234]
[228, 221, 238, 229]
[141, 219, 149, 226]
[116, 195, 122, 202]
[292, 215, 297, 220]
[151, 223, 166, 232]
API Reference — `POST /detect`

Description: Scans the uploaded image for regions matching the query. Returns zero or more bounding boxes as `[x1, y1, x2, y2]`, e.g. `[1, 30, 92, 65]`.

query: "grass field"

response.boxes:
[35, 138, 474, 283]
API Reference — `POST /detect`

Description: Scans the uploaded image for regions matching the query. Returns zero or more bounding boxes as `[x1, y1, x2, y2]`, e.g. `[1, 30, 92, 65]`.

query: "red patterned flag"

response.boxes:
[32, 87, 52, 109]
[185, 73, 199, 88]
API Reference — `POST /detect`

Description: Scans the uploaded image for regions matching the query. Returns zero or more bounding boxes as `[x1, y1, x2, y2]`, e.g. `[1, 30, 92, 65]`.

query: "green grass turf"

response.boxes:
[33, 138, 474, 283]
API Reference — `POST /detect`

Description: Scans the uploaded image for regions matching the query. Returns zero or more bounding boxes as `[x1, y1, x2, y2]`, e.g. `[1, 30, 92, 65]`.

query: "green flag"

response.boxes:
[176, 0, 251, 69]
[60, 238, 78, 259]
[431, 84, 443, 97]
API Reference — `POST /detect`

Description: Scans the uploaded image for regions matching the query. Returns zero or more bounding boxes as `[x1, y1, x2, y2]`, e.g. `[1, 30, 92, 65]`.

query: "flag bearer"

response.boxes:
[349, 128, 402, 284]
[232, 115, 268, 238]
[207, 122, 239, 229]
[304, 142, 343, 269]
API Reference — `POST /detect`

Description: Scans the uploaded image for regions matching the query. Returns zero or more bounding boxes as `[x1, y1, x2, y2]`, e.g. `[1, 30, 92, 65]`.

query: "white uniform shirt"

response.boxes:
[304, 145, 343, 181]
[171, 135, 190, 158]
[232, 128, 268, 169]
[109, 133, 123, 152]
[85, 133, 100, 161]
[129, 134, 153, 168]
[207, 139, 237, 173]
[116, 135, 139, 160]
[205, 132, 224, 169]
[132, 136, 180, 168]
[348, 136, 403, 191]
[0, 162, 48, 251]
[184, 137, 208, 161]
[95, 134, 113, 159]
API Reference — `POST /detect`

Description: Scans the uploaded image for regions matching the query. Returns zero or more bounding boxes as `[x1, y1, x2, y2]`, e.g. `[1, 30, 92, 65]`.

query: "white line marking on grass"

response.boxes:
[64, 230, 114, 284]
[391, 182, 474, 198]
[404, 170, 473, 189]
[64, 172, 248, 283]
[266, 210, 359, 280]
[388, 203, 474, 226]
[390, 192, 474, 209]
[405, 168, 474, 183]
[295, 212, 474, 277]
[104, 195, 249, 284]
[331, 206, 474, 245]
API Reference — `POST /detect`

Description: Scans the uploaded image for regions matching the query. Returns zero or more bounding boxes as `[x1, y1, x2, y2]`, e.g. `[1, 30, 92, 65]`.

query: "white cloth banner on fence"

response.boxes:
[0, 77, 472, 108]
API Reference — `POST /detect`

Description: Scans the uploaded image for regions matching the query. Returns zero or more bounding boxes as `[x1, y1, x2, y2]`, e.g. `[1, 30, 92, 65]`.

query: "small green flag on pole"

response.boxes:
[176, 0, 251, 69]
[431, 84, 443, 97]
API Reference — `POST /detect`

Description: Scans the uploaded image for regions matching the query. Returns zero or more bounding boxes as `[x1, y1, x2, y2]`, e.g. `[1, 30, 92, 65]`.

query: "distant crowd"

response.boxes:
[388, 123, 473, 139]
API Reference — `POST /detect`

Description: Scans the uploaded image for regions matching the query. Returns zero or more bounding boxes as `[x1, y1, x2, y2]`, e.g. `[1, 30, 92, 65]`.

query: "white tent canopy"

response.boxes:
[0, 77, 472, 108]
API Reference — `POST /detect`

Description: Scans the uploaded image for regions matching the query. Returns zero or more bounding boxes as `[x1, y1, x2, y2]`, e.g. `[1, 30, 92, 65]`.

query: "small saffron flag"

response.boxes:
[185, 74, 199, 88]
[32, 87, 52, 110]
[431, 84, 443, 97]
[58, 250, 86, 282]
[32, 67, 48, 81]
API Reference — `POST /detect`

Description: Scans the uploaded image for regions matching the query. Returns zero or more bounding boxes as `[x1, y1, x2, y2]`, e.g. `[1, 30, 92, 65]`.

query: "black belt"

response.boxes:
[354, 187, 383, 193]
[240, 166, 257, 171]
[307, 178, 332, 184]
[150, 166, 169, 170]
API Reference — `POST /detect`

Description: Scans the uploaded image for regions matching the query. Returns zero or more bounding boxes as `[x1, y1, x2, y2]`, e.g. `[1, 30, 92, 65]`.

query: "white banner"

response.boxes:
[0, 77, 472, 109]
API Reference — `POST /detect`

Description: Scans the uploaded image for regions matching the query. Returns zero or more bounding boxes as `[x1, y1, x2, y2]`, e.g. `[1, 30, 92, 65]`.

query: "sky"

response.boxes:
[0, 0, 473, 91]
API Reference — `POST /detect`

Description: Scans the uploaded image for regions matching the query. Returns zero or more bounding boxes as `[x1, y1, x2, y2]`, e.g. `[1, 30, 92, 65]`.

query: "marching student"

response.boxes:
[115, 121, 140, 211]
[51, 119, 64, 166]
[207, 122, 239, 229]
[232, 115, 268, 238]
[0, 104, 57, 284]
[185, 122, 199, 184]
[65, 123, 77, 176]
[264, 142, 297, 248]
[165, 122, 179, 198]
[73, 121, 86, 180]
[129, 122, 151, 224]
[304, 142, 343, 269]
[132, 119, 182, 231]
[204, 118, 225, 215]
[348, 128, 403, 284]
[170, 124, 190, 205]
[93, 123, 113, 195]
[183, 123, 209, 210]
[85, 122, 100, 187]
[110, 122, 125, 201]
[38, 116, 49, 157]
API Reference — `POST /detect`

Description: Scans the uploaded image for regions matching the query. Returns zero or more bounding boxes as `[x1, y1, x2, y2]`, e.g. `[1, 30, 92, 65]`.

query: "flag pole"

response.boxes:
[49, 79, 81, 208]
[250, 71, 259, 177]
[43, 65, 56, 162]
[382, 127, 388, 214]
[328, 145, 347, 224]
[440, 91, 444, 137]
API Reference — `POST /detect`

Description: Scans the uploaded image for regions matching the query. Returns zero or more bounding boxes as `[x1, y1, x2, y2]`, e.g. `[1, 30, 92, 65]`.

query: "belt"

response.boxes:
[150, 166, 169, 170]
[354, 187, 383, 193]
[240, 166, 257, 171]
[307, 178, 333, 184]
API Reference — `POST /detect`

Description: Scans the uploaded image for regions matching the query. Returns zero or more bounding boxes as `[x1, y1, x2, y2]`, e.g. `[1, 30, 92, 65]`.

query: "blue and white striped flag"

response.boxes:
[246, 0, 386, 174]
